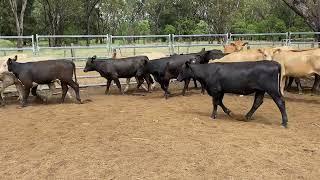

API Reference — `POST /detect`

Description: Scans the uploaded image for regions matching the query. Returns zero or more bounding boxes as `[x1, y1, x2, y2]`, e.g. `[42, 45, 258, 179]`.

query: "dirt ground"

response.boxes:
[0, 84, 319, 179]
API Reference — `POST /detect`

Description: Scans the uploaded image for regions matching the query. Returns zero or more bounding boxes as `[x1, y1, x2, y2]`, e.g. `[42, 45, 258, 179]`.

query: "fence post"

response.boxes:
[35, 34, 39, 54]
[228, 33, 232, 45]
[70, 43, 75, 61]
[170, 34, 174, 55]
[107, 34, 111, 57]
[31, 35, 35, 55]
[225, 33, 229, 45]
[287, 32, 291, 46]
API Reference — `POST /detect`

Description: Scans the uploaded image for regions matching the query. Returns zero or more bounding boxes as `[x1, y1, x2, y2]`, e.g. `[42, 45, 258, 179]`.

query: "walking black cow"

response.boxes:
[141, 54, 202, 99]
[177, 60, 288, 127]
[7, 58, 81, 107]
[83, 56, 152, 95]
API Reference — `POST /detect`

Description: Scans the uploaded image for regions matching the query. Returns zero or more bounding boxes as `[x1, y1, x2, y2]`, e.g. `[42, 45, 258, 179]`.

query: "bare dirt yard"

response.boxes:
[0, 84, 319, 179]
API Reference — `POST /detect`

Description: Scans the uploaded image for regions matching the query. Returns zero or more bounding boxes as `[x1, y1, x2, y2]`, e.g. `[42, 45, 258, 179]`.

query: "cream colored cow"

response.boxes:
[223, 40, 249, 53]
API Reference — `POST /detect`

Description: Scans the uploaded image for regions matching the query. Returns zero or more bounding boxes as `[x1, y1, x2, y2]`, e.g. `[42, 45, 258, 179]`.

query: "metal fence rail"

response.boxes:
[110, 34, 172, 56]
[0, 35, 35, 54]
[172, 34, 228, 54]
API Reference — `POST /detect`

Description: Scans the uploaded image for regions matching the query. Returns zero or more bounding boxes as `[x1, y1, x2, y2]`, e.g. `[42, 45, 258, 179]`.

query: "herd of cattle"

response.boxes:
[1, 40, 320, 128]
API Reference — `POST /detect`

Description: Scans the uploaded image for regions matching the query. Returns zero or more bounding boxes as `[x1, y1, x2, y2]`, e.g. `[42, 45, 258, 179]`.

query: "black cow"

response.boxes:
[83, 56, 152, 94]
[189, 48, 225, 64]
[141, 54, 201, 99]
[7, 58, 81, 107]
[177, 60, 288, 127]
[172, 48, 225, 64]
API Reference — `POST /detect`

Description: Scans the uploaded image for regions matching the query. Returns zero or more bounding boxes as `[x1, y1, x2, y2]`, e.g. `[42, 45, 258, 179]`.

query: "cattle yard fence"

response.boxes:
[0, 32, 320, 92]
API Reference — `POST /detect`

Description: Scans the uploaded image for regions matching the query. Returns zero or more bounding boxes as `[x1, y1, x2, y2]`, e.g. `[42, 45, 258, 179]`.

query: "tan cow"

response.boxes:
[272, 49, 320, 94]
[210, 48, 279, 63]
[223, 40, 249, 53]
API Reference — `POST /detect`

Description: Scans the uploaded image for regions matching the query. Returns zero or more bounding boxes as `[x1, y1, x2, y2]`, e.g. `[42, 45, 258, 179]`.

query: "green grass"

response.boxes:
[0, 39, 15, 48]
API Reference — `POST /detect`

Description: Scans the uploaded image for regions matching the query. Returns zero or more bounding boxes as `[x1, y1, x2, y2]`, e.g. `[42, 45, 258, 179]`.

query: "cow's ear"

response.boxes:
[14, 55, 18, 61]
[230, 43, 236, 47]
[7, 58, 12, 64]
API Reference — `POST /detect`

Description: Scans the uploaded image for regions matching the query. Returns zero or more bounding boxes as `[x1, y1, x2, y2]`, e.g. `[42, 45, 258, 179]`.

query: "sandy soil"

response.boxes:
[0, 84, 319, 179]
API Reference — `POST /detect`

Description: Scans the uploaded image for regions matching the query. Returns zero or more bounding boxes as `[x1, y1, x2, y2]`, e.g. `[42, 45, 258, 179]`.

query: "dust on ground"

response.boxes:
[0, 84, 319, 179]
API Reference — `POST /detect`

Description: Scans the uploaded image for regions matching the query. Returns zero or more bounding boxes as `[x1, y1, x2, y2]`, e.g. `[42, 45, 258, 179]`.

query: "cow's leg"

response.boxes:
[150, 75, 156, 90]
[31, 85, 42, 101]
[269, 93, 288, 128]
[182, 79, 190, 96]
[161, 79, 170, 99]
[193, 78, 198, 88]
[44, 83, 56, 104]
[124, 78, 130, 93]
[294, 78, 303, 95]
[285, 77, 294, 90]
[218, 93, 232, 116]
[200, 81, 206, 95]
[14, 81, 24, 101]
[211, 96, 219, 119]
[0, 82, 6, 106]
[136, 76, 148, 92]
[114, 78, 123, 95]
[60, 82, 69, 103]
[311, 74, 320, 94]
[245, 91, 265, 120]
[0, 78, 15, 104]
[21, 86, 31, 107]
[67, 80, 81, 103]
[0, 84, 4, 106]
[105, 79, 112, 95]
[143, 75, 152, 92]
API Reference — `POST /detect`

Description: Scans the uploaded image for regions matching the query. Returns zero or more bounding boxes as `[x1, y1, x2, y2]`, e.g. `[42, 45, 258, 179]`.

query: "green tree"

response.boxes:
[136, 20, 151, 35]
[163, 24, 176, 34]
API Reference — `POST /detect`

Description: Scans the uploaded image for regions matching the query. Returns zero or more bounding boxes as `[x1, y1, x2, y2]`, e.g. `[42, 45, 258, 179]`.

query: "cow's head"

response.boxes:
[177, 61, 194, 82]
[257, 48, 281, 60]
[6, 56, 18, 72]
[83, 55, 97, 72]
[224, 40, 248, 53]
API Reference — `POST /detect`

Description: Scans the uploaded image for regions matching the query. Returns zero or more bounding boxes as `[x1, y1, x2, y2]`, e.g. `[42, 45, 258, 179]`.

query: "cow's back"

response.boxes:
[212, 49, 264, 63]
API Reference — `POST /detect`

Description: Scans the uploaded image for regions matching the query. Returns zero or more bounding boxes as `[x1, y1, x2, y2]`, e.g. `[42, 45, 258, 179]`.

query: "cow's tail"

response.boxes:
[277, 63, 283, 96]
[72, 62, 78, 83]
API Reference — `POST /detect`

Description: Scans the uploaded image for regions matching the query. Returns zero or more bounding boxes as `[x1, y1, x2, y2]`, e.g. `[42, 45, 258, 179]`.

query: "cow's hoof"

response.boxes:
[244, 116, 252, 121]
[281, 124, 288, 128]
[210, 115, 217, 119]
[19, 104, 27, 108]
[298, 92, 303, 95]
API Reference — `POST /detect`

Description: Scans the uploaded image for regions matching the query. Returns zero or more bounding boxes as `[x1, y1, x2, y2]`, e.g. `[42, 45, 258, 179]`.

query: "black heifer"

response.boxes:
[142, 54, 201, 99]
[7, 58, 81, 107]
[177, 61, 288, 127]
[83, 56, 152, 94]
[190, 49, 225, 64]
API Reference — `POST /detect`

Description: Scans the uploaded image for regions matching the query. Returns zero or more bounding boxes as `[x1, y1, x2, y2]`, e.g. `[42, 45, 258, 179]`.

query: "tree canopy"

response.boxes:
[0, 0, 313, 36]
